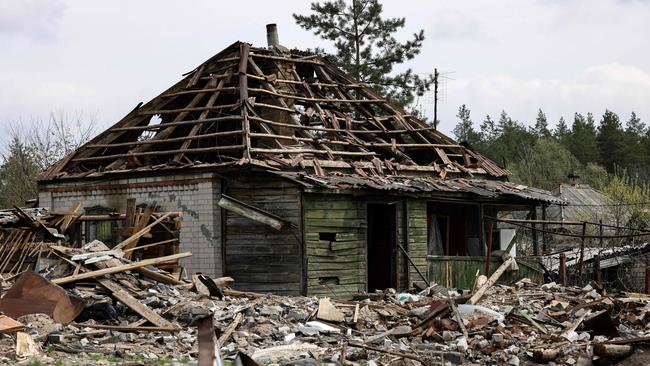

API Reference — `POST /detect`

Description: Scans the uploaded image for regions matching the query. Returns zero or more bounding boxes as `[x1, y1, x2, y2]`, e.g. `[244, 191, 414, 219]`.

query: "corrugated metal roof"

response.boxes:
[547, 184, 617, 222]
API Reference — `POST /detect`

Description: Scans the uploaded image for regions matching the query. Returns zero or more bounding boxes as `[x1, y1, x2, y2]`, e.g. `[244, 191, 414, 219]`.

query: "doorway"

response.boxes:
[367, 203, 397, 291]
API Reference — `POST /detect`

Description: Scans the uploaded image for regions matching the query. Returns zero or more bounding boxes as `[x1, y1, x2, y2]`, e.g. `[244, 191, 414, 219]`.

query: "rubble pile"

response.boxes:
[1, 255, 650, 365]
[2, 204, 650, 365]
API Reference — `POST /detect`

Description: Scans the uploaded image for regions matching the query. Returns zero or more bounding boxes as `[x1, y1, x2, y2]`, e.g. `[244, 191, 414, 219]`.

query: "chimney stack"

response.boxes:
[266, 24, 280, 49]
[568, 173, 580, 186]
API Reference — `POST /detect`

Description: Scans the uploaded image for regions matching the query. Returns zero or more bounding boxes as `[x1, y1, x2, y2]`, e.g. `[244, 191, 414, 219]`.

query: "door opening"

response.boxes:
[367, 203, 397, 292]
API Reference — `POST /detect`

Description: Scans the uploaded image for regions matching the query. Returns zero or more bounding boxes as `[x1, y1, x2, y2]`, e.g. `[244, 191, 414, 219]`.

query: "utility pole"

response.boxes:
[433, 68, 439, 129]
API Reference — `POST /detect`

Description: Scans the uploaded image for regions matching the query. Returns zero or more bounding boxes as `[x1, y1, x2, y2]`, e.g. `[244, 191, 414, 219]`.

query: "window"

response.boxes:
[84, 206, 121, 247]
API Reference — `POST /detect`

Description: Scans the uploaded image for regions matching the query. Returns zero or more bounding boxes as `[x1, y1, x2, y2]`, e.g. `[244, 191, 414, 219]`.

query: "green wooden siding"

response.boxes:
[427, 256, 543, 289]
[303, 194, 367, 298]
[406, 198, 428, 288]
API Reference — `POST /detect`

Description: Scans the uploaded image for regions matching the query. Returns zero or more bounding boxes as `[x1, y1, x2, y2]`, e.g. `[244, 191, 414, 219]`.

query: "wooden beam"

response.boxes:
[74, 323, 176, 333]
[96, 277, 177, 330]
[218, 195, 285, 230]
[121, 203, 156, 259]
[249, 147, 377, 156]
[86, 130, 242, 149]
[174, 71, 233, 162]
[137, 104, 241, 117]
[468, 257, 515, 305]
[248, 87, 383, 104]
[249, 52, 325, 65]
[52, 252, 192, 285]
[71, 144, 244, 163]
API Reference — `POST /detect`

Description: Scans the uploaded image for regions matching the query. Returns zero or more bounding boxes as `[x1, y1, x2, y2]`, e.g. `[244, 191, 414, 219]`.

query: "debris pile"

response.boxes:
[2, 204, 650, 364]
[1, 258, 650, 365]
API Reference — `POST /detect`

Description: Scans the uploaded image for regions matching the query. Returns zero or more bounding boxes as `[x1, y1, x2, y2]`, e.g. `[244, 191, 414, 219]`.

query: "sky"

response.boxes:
[1, 0, 649, 145]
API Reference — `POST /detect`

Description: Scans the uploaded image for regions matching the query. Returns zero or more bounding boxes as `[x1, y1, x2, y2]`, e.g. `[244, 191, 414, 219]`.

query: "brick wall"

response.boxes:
[38, 172, 222, 275]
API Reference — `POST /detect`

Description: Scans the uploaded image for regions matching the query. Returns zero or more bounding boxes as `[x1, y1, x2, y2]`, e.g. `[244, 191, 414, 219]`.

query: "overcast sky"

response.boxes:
[1, 0, 649, 144]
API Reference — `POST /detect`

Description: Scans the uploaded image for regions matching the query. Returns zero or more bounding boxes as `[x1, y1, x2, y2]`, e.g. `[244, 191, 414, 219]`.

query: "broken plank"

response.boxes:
[0, 314, 24, 333]
[113, 212, 172, 251]
[218, 312, 243, 345]
[468, 257, 515, 305]
[96, 277, 177, 330]
[52, 252, 191, 285]
[75, 323, 176, 333]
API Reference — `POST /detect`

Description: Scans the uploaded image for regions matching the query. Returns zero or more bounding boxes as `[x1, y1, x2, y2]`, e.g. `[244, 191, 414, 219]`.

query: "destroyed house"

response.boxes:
[37, 29, 561, 297]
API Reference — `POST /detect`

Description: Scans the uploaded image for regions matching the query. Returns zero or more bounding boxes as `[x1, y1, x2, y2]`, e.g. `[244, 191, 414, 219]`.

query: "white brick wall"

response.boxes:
[38, 172, 222, 275]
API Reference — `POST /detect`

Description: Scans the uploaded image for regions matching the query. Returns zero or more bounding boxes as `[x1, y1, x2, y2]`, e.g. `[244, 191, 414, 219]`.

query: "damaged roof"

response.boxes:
[39, 41, 509, 182]
[273, 172, 564, 204]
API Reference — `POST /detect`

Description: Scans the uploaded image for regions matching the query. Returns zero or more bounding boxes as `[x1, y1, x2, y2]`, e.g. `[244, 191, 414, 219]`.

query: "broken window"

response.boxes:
[84, 205, 122, 246]
[427, 202, 481, 256]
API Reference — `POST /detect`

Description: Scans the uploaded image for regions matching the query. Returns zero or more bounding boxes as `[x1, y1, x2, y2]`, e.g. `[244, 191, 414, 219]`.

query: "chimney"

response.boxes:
[266, 24, 280, 49]
[568, 173, 580, 186]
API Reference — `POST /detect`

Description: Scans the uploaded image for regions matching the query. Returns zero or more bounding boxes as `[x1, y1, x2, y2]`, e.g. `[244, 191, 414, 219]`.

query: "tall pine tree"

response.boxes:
[294, 0, 433, 108]
[452, 104, 480, 145]
[532, 109, 551, 138]
[625, 111, 646, 173]
[597, 110, 628, 172]
[565, 113, 599, 165]
[554, 117, 569, 145]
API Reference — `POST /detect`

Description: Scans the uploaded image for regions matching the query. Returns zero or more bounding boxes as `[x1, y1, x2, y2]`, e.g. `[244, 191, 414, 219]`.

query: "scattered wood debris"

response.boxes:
[2, 203, 650, 364]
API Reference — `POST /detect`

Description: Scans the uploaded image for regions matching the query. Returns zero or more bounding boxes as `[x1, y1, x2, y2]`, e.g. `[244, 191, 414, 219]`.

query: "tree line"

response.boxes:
[453, 106, 647, 191]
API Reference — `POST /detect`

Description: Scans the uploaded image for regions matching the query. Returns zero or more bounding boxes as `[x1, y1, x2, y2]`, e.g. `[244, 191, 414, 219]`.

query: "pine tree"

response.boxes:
[626, 111, 645, 138]
[565, 113, 599, 165]
[294, 0, 433, 108]
[452, 104, 480, 145]
[532, 109, 551, 138]
[554, 117, 569, 145]
[597, 110, 628, 171]
[489, 111, 536, 167]
[497, 110, 516, 133]
[480, 115, 498, 144]
[625, 111, 646, 173]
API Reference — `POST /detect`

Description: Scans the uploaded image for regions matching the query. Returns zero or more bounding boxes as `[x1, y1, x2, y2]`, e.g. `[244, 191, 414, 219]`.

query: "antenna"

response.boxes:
[416, 69, 453, 126]
[434, 68, 439, 129]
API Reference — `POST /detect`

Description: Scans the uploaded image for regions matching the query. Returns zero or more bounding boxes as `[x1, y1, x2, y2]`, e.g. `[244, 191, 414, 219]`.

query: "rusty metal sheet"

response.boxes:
[197, 315, 220, 366]
[0, 271, 85, 324]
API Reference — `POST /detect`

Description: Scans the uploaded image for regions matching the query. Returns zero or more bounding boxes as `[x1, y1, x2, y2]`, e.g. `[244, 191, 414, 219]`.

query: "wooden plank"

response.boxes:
[125, 198, 136, 227]
[52, 252, 192, 285]
[468, 257, 515, 305]
[218, 312, 243, 345]
[219, 196, 284, 230]
[0, 314, 24, 333]
[113, 212, 171, 252]
[122, 203, 156, 259]
[96, 277, 177, 330]
[75, 323, 176, 333]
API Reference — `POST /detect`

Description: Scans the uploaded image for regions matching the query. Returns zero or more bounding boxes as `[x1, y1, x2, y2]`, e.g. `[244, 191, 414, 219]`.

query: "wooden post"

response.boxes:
[478, 203, 485, 258]
[578, 222, 587, 277]
[599, 219, 604, 247]
[484, 221, 494, 276]
[645, 267, 650, 295]
[559, 253, 567, 286]
[531, 206, 538, 256]
[594, 254, 601, 286]
[541, 204, 547, 254]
